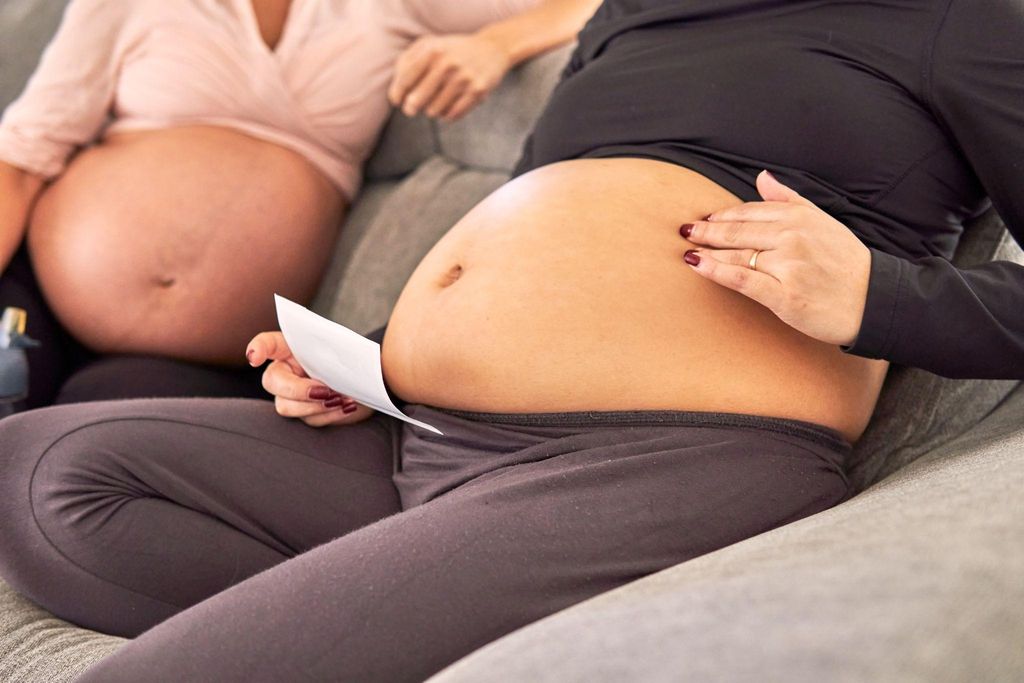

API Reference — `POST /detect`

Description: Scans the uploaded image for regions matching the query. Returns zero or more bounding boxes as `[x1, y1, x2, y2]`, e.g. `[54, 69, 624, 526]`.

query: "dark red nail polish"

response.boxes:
[246, 349, 256, 365]
[309, 386, 333, 400]
[684, 250, 701, 266]
[679, 223, 694, 238]
[324, 397, 346, 408]
[342, 403, 359, 414]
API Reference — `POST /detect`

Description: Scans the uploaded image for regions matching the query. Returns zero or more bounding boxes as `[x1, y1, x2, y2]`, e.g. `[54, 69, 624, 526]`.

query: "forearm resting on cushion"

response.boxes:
[0, 160, 44, 273]
[476, 0, 602, 66]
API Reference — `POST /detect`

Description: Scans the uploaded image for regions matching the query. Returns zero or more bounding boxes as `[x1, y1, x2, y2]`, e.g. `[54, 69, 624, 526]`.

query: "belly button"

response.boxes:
[439, 264, 463, 288]
[154, 276, 176, 289]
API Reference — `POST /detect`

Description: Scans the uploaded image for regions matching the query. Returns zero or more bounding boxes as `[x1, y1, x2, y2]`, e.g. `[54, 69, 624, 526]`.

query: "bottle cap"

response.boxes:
[0, 308, 37, 349]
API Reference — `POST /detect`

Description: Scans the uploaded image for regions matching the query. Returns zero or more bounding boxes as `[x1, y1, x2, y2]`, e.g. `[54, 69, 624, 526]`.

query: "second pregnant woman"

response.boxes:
[0, 0, 597, 408]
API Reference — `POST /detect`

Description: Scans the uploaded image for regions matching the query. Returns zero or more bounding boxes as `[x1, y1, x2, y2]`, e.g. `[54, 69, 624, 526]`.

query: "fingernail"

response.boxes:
[703, 214, 715, 221]
[683, 250, 701, 266]
[679, 223, 694, 238]
[342, 403, 359, 414]
[309, 386, 333, 400]
[324, 397, 346, 408]
[246, 349, 256, 366]
[763, 169, 777, 181]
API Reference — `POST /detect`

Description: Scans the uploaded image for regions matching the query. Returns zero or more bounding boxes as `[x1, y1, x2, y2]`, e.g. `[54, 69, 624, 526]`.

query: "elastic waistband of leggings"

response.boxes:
[432, 407, 853, 454]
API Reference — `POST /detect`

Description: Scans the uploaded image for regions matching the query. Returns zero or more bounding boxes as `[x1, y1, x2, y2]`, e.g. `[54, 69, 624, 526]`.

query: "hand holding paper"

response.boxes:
[273, 295, 443, 435]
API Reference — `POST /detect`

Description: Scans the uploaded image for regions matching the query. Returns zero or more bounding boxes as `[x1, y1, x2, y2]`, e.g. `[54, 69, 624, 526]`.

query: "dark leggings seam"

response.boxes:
[26, 413, 395, 612]
[432, 407, 851, 454]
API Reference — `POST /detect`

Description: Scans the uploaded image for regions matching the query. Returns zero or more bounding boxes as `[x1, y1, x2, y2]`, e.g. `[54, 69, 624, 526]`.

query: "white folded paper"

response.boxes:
[274, 294, 443, 435]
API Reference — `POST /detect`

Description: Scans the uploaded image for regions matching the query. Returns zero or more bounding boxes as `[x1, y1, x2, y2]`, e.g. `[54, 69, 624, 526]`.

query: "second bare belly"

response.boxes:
[28, 126, 344, 364]
[383, 158, 889, 444]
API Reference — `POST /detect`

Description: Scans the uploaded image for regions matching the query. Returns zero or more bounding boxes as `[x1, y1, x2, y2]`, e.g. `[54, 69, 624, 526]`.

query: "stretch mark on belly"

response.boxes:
[439, 264, 463, 288]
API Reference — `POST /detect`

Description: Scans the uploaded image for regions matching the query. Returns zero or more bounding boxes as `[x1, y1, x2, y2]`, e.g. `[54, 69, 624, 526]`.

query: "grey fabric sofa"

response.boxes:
[2, 4, 1023, 681]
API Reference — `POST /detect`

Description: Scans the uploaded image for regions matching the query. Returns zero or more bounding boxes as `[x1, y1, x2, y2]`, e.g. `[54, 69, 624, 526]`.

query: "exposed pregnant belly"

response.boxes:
[383, 158, 889, 444]
[28, 126, 344, 364]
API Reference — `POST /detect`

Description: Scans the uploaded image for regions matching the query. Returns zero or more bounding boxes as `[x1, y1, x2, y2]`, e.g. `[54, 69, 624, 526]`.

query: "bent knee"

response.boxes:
[0, 405, 136, 565]
[0, 407, 92, 588]
[0, 406, 76, 512]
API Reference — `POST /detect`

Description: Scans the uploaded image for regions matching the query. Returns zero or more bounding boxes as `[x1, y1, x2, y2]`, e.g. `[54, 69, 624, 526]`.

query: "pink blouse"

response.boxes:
[0, 0, 539, 201]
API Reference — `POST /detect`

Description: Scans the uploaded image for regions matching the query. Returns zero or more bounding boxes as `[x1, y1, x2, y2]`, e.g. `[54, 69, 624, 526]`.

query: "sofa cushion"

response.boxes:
[362, 114, 436, 183]
[436, 46, 573, 174]
[0, 0, 69, 111]
[426, 383, 1024, 683]
[848, 211, 1024, 491]
[0, 579, 125, 683]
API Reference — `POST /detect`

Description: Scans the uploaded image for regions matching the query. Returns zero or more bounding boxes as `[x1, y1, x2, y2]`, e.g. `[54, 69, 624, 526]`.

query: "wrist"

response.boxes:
[473, 24, 520, 67]
[841, 242, 872, 346]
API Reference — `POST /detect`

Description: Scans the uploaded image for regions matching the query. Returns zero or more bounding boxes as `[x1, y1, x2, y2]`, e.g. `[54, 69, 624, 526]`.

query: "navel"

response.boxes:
[154, 276, 177, 289]
[439, 264, 464, 288]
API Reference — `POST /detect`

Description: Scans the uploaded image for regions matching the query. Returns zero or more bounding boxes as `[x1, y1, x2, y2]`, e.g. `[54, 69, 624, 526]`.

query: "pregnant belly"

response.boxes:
[28, 126, 344, 364]
[383, 158, 889, 444]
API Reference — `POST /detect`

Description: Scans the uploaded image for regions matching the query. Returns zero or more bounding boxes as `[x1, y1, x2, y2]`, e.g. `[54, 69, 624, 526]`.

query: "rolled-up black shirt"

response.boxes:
[511, 0, 1024, 380]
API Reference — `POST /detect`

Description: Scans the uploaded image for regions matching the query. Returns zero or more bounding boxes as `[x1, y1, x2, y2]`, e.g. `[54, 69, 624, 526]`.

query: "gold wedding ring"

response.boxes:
[748, 249, 761, 271]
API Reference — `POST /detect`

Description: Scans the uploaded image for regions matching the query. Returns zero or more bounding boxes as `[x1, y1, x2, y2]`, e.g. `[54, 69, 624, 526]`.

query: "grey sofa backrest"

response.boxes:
[0, 1, 69, 109]
[849, 210, 1023, 489]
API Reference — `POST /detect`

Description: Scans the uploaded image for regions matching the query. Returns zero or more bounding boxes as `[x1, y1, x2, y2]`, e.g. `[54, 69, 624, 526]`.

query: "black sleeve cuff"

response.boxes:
[838, 247, 906, 360]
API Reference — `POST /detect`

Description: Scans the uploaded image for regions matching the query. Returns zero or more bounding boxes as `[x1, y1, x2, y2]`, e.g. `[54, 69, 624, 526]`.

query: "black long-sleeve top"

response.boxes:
[511, 0, 1024, 380]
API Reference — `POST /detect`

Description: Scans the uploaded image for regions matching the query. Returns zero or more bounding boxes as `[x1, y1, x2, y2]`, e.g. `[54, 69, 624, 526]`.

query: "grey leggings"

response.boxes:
[0, 398, 852, 682]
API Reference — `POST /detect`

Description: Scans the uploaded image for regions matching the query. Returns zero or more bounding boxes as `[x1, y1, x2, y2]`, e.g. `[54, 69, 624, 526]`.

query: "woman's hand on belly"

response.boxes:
[247, 331, 374, 428]
[681, 170, 872, 347]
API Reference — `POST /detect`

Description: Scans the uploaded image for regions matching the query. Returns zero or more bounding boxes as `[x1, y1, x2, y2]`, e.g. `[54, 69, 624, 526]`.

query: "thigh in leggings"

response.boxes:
[0, 400, 851, 682]
[0, 398, 400, 636]
[56, 355, 269, 404]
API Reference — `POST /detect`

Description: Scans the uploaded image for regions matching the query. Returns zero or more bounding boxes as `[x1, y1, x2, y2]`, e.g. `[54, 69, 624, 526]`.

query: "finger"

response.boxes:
[682, 220, 782, 250]
[302, 404, 374, 428]
[247, 332, 309, 377]
[695, 247, 777, 276]
[301, 407, 352, 428]
[703, 201, 798, 224]
[246, 331, 291, 366]
[274, 395, 358, 419]
[683, 249, 784, 310]
[275, 396, 331, 419]
[756, 170, 815, 207]
[263, 359, 337, 402]
[442, 89, 484, 121]
[424, 75, 468, 118]
[402, 61, 452, 117]
[388, 42, 432, 106]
